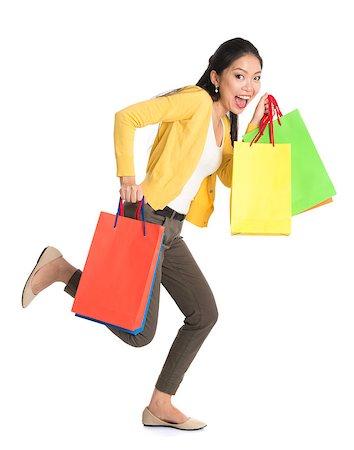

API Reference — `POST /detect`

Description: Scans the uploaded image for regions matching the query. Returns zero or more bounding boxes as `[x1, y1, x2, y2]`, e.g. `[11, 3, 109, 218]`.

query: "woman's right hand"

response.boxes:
[119, 176, 147, 203]
[250, 92, 269, 127]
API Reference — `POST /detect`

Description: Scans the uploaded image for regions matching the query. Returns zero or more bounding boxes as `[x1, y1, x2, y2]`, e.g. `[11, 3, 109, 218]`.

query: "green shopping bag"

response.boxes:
[243, 108, 336, 215]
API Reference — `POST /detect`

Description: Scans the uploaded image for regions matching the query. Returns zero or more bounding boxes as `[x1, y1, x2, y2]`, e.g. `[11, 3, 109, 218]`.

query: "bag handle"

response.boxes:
[114, 196, 147, 236]
[250, 95, 283, 147]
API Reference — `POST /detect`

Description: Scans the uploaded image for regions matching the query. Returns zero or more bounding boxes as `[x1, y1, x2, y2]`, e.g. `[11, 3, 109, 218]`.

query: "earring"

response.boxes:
[214, 85, 219, 93]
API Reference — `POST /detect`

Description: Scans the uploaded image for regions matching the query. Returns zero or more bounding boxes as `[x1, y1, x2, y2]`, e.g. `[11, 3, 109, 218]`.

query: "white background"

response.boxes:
[1, 0, 353, 448]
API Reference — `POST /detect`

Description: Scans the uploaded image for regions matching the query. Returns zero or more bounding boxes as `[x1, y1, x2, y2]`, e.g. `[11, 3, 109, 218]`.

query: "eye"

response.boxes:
[235, 74, 244, 80]
[254, 76, 261, 81]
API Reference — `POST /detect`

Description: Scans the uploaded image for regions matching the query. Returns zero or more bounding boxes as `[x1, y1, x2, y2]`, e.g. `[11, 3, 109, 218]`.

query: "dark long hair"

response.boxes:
[153, 37, 263, 145]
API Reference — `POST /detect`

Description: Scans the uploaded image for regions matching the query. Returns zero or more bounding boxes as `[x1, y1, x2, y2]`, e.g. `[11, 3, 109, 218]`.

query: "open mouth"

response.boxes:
[235, 95, 250, 109]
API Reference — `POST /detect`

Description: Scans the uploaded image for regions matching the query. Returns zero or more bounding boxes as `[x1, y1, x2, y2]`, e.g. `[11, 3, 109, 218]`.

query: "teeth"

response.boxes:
[237, 96, 250, 100]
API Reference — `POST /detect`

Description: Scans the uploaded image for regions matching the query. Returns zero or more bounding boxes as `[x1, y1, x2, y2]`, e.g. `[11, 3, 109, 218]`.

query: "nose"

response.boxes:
[242, 83, 252, 92]
[242, 79, 252, 92]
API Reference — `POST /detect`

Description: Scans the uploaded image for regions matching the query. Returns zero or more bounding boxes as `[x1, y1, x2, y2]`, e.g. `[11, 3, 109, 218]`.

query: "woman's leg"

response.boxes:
[147, 224, 218, 423]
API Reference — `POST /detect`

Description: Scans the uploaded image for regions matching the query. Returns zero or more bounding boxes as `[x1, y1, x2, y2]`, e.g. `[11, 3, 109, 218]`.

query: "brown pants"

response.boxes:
[64, 202, 218, 395]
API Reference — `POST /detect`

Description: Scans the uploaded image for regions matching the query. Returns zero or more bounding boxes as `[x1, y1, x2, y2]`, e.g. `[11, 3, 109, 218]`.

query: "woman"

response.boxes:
[22, 37, 269, 430]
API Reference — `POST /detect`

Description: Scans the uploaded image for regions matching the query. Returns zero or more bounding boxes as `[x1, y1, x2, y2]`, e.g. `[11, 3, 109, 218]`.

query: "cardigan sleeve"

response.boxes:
[245, 122, 259, 133]
[216, 121, 259, 187]
[114, 88, 209, 177]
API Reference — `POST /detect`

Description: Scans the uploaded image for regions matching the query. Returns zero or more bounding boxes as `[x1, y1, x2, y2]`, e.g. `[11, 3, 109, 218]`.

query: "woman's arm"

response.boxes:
[245, 121, 259, 133]
[114, 87, 209, 177]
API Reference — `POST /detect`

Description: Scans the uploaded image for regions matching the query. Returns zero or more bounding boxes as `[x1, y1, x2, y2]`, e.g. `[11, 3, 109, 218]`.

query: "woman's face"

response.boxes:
[212, 54, 262, 115]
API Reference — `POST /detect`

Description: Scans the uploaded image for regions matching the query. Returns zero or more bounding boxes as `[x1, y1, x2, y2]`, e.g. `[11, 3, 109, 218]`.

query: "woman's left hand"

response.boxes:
[250, 93, 269, 127]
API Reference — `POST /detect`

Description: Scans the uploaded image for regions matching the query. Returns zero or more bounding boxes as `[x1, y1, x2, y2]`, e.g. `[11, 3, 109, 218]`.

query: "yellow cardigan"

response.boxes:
[114, 85, 257, 227]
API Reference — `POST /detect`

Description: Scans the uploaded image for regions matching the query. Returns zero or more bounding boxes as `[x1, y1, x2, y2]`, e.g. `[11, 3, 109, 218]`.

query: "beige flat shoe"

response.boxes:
[142, 406, 207, 431]
[22, 246, 63, 308]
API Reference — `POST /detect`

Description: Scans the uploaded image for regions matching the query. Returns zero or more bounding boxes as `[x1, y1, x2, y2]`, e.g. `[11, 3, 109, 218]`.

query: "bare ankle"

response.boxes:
[148, 389, 187, 423]
[149, 388, 173, 410]
[57, 257, 77, 284]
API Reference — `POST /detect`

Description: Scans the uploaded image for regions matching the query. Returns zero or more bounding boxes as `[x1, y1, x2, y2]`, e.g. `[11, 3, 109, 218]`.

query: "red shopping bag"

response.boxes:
[71, 197, 164, 334]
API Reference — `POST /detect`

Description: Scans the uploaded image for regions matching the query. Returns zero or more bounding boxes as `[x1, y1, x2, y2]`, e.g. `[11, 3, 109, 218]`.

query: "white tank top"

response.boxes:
[167, 115, 224, 214]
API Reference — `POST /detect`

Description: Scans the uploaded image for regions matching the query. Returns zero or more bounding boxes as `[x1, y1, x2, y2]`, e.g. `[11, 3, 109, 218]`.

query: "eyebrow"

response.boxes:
[232, 67, 262, 75]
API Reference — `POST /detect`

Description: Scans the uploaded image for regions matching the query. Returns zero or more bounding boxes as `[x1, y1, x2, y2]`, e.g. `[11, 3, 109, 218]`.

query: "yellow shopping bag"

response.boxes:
[230, 141, 292, 235]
